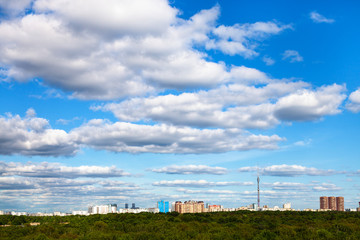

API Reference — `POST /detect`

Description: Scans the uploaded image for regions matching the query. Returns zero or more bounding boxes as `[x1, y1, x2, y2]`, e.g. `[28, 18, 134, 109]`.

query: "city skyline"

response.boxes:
[0, 0, 360, 213]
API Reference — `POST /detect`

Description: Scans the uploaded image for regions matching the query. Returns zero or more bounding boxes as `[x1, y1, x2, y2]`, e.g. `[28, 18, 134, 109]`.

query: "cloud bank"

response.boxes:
[239, 164, 340, 177]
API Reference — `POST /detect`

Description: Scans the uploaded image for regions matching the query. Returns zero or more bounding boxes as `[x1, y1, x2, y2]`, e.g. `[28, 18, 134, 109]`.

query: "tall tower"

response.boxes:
[257, 174, 260, 210]
[320, 196, 328, 209]
[336, 197, 344, 211]
[328, 197, 336, 210]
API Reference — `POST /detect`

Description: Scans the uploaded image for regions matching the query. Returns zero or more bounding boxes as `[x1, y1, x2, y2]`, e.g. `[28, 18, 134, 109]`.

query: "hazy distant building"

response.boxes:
[125, 203, 128, 209]
[88, 204, 117, 214]
[208, 205, 222, 212]
[248, 203, 258, 211]
[336, 197, 344, 211]
[283, 203, 291, 209]
[357, 202, 360, 212]
[157, 200, 169, 213]
[320, 196, 328, 210]
[72, 210, 88, 215]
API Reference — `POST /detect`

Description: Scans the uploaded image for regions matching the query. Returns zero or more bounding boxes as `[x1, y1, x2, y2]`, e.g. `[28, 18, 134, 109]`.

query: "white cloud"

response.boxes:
[95, 83, 345, 128]
[0, 175, 145, 211]
[72, 120, 284, 154]
[0, 162, 130, 178]
[0, 177, 36, 190]
[262, 56, 275, 66]
[312, 183, 341, 191]
[274, 84, 346, 121]
[177, 188, 237, 194]
[152, 180, 254, 188]
[310, 11, 335, 24]
[282, 50, 303, 62]
[207, 21, 292, 58]
[262, 182, 308, 190]
[239, 164, 340, 177]
[34, 0, 177, 37]
[151, 165, 228, 175]
[0, 109, 284, 156]
[0, 110, 77, 156]
[0, 0, 32, 17]
[0, 2, 292, 100]
[346, 88, 360, 113]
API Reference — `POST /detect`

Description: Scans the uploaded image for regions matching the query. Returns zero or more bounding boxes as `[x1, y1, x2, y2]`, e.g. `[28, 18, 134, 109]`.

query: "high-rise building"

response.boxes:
[157, 200, 170, 213]
[357, 202, 360, 212]
[320, 196, 344, 211]
[328, 196, 336, 210]
[110, 204, 117, 213]
[131, 203, 136, 209]
[174, 200, 204, 213]
[125, 203, 128, 209]
[88, 204, 117, 214]
[320, 196, 329, 209]
[175, 201, 182, 213]
[336, 197, 344, 211]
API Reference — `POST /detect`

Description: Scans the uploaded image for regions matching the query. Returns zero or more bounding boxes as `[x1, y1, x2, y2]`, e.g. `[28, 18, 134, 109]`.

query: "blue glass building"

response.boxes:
[157, 200, 169, 213]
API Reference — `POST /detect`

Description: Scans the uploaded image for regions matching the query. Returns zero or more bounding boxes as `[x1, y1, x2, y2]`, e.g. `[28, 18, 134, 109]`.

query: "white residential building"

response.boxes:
[88, 204, 117, 214]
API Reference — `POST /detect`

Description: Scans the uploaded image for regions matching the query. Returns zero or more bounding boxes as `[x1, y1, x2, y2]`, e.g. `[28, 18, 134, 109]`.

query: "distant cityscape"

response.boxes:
[1, 198, 360, 217]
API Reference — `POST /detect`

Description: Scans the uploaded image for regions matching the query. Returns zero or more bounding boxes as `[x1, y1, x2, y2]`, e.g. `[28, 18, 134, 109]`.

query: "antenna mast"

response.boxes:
[257, 170, 260, 210]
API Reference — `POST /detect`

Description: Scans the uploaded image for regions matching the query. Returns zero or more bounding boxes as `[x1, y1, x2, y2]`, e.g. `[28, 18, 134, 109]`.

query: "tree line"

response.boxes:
[0, 211, 360, 239]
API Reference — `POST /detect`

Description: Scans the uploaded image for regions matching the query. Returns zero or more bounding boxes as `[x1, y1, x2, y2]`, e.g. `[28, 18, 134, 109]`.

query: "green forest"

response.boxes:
[1, 211, 360, 240]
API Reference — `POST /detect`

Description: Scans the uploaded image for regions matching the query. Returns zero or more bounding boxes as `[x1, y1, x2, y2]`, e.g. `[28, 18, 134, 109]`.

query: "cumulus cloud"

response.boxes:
[152, 180, 254, 188]
[0, 109, 284, 156]
[0, 110, 77, 156]
[0, 177, 36, 190]
[95, 83, 345, 128]
[310, 11, 335, 24]
[239, 164, 340, 177]
[0, 1, 292, 99]
[274, 84, 346, 121]
[207, 21, 292, 57]
[346, 89, 360, 113]
[177, 188, 237, 194]
[262, 182, 309, 190]
[34, 0, 177, 37]
[282, 50, 303, 62]
[0, 162, 130, 178]
[72, 120, 284, 154]
[151, 165, 227, 175]
[312, 183, 341, 191]
[262, 56, 275, 66]
[0, 0, 32, 17]
[0, 175, 143, 210]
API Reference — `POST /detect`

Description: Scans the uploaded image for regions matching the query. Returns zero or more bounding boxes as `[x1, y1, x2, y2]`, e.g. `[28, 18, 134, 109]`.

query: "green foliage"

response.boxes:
[0, 211, 359, 239]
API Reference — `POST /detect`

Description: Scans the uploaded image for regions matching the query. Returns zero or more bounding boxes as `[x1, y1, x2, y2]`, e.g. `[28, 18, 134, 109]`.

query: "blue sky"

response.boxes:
[0, 0, 359, 212]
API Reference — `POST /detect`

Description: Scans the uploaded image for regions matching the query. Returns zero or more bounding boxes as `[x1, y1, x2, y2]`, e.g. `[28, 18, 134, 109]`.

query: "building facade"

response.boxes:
[328, 196, 336, 210]
[208, 205, 222, 212]
[157, 200, 169, 213]
[320, 196, 328, 209]
[174, 200, 205, 214]
[88, 204, 117, 214]
[283, 203, 291, 209]
[319, 196, 344, 211]
[336, 197, 344, 211]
